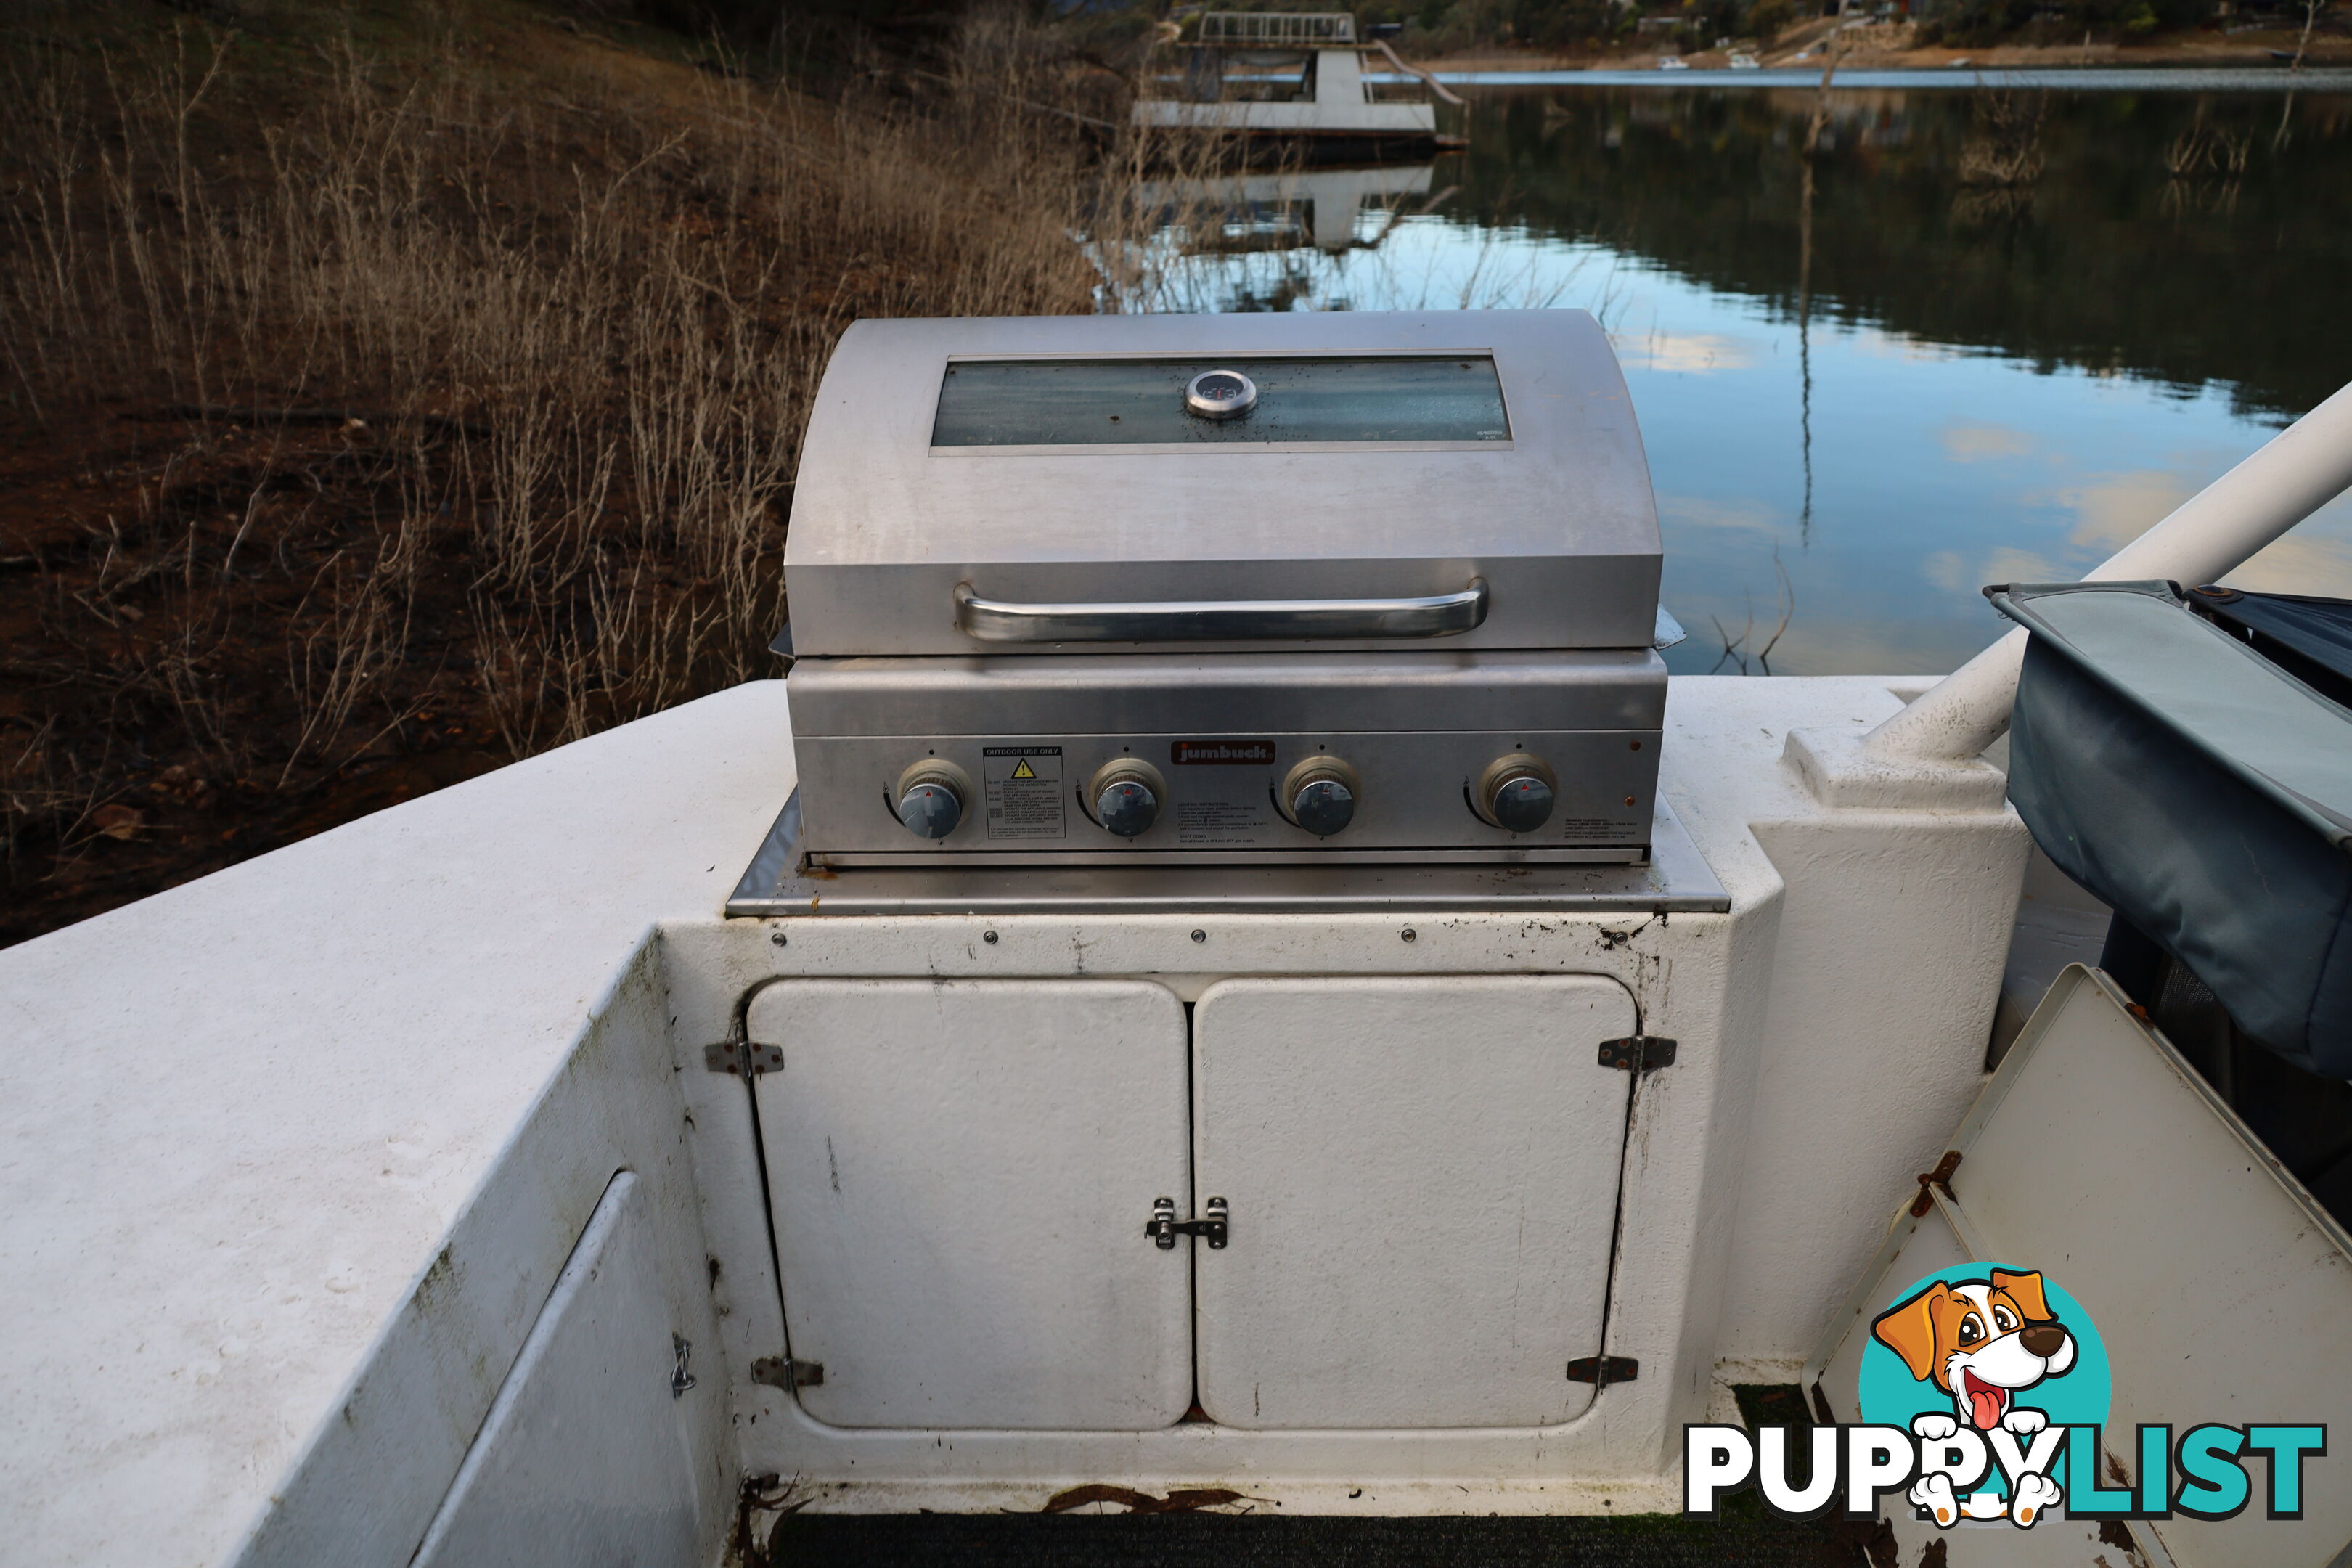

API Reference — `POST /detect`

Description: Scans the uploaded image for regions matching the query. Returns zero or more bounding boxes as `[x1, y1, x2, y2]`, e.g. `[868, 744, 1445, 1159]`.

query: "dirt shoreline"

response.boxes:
[1421, 30, 2351, 73]
[0, 1, 1120, 950]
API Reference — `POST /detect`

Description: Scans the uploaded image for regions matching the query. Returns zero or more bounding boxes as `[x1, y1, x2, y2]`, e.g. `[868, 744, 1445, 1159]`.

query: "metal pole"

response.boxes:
[1861, 376, 2352, 767]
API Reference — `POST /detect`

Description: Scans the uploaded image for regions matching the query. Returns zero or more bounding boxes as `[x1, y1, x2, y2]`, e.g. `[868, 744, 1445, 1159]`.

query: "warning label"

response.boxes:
[983, 746, 1064, 840]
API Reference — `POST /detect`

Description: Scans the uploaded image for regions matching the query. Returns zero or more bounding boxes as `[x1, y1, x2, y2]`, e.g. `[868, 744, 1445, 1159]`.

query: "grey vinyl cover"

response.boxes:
[2192, 585, 2352, 705]
[1991, 580, 2352, 1077]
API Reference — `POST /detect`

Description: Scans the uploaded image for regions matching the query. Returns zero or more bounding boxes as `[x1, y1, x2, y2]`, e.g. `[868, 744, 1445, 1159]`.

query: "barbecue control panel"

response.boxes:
[808, 732, 1654, 866]
[888, 752, 1562, 842]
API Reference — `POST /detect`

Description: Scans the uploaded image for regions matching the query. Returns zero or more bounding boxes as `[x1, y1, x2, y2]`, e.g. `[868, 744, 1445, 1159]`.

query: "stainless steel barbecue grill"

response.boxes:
[775, 310, 1671, 872]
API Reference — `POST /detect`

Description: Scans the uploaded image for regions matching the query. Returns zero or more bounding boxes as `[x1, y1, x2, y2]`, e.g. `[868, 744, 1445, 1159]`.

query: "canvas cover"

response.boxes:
[1990, 581, 2352, 1077]
[2189, 583, 2352, 706]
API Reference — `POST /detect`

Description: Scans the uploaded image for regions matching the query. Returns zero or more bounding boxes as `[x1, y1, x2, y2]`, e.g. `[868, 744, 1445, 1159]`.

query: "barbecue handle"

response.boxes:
[953, 579, 1490, 642]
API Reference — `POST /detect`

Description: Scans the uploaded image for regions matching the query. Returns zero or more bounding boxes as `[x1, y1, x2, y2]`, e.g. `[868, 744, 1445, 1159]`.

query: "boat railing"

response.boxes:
[1855, 377, 2352, 770]
[1198, 12, 1359, 47]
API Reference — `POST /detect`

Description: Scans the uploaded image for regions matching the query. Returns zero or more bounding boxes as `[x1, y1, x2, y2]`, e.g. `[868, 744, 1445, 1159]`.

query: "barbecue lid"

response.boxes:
[785, 311, 1660, 656]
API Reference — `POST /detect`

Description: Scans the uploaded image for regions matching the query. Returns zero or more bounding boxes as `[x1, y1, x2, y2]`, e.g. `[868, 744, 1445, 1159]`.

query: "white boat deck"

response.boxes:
[0, 682, 791, 1565]
[0, 672, 2045, 1564]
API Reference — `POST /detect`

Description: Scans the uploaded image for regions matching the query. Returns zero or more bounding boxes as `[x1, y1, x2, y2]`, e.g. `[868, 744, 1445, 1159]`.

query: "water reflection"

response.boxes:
[1119, 85, 2352, 675]
[1134, 163, 1447, 254]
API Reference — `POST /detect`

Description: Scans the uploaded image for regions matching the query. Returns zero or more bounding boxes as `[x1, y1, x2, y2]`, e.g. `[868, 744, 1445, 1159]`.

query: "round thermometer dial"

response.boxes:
[1184, 369, 1258, 421]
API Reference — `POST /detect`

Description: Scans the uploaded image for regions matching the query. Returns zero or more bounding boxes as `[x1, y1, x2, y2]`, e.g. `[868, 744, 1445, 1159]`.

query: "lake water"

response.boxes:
[1119, 78, 2352, 675]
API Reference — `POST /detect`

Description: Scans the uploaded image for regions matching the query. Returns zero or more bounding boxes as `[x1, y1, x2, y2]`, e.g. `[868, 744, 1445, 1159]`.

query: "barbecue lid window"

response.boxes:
[931, 356, 1511, 448]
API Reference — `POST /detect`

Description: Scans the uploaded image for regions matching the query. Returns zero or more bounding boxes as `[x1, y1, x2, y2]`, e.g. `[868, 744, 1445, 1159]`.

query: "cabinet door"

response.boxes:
[748, 978, 1191, 1430]
[412, 1174, 703, 1568]
[1192, 975, 1637, 1429]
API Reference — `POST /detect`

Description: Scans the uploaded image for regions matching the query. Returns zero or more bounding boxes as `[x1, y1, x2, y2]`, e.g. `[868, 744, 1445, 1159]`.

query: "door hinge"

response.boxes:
[751, 1356, 824, 1390]
[704, 1041, 783, 1076]
[1909, 1149, 1963, 1217]
[1146, 1196, 1229, 1250]
[1567, 1355, 1639, 1387]
[1597, 1036, 1677, 1072]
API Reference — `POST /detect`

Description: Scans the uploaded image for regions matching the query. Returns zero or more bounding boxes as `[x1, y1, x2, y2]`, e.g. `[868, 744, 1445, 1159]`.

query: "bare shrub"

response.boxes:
[0, 4, 1175, 934]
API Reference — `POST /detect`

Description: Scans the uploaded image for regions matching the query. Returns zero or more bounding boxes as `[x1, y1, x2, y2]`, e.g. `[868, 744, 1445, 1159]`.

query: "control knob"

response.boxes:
[1280, 756, 1360, 837]
[1089, 759, 1166, 838]
[893, 759, 971, 840]
[1474, 754, 1557, 834]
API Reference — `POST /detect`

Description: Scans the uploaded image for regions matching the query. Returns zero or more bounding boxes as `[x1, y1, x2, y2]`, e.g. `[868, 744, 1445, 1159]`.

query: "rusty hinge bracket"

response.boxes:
[1910, 1149, 1963, 1216]
[1567, 1355, 1639, 1387]
[751, 1356, 824, 1390]
[1146, 1196, 1229, 1249]
[1597, 1036, 1677, 1073]
[705, 1041, 783, 1076]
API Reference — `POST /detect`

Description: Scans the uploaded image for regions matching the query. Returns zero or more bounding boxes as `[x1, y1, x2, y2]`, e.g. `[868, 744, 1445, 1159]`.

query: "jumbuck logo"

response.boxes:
[1169, 740, 1276, 765]
[1683, 1264, 2326, 1532]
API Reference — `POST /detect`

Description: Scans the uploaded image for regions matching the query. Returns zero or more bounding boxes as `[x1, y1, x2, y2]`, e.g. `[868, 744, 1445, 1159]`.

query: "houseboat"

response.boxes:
[1132, 12, 1463, 164]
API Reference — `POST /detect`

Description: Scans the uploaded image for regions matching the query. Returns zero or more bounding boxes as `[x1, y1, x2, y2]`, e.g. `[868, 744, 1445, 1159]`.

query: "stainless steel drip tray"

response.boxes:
[725, 791, 1728, 918]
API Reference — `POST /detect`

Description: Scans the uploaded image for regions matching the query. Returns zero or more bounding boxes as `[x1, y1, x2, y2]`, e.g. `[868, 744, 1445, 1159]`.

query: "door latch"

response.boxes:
[1146, 1196, 1229, 1249]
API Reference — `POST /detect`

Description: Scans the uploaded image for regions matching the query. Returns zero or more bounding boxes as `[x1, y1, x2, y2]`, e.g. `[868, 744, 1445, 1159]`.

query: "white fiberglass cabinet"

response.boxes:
[748, 973, 1640, 1434]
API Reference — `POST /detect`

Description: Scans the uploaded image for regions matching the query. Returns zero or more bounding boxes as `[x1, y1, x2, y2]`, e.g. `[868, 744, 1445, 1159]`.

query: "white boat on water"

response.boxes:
[1132, 12, 1462, 164]
[5, 309, 2352, 1568]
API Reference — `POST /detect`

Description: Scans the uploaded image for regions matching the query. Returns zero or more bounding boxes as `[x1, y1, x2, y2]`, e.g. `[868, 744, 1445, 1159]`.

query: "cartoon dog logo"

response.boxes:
[1871, 1268, 2077, 1527]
